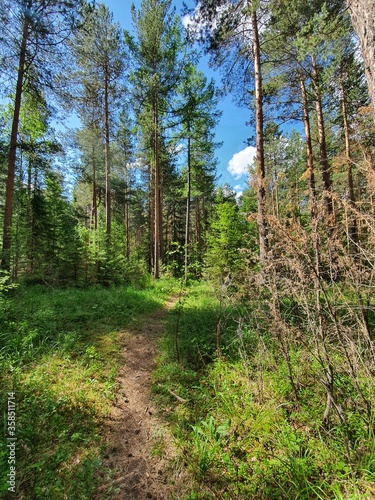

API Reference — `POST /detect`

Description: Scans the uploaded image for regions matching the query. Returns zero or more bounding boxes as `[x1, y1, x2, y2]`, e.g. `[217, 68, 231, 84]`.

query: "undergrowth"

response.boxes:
[153, 281, 375, 499]
[0, 277, 177, 498]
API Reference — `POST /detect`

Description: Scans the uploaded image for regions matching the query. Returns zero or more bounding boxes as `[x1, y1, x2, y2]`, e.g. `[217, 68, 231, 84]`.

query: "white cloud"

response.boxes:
[228, 146, 256, 180]
[233, 185, 243, 200]
[182, 14, 194, 28]
[181, 3, 229, 35]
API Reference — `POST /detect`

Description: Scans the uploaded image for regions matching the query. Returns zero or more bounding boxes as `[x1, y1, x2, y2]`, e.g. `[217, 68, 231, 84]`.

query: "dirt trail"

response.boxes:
[95, 297, 182, 499]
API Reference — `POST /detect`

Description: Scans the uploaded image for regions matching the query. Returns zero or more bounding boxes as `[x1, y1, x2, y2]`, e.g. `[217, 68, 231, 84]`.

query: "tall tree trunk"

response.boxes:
[1, 19, 29, 272]
[184, 134, 191, 282]
[273, 162, 280, 219]
[92, 155, 98, 230]
[125, 183, 130, 259]
[341, 77, 358, 255]
[299, 70, 316, 214]
[196, 195, 201, 249]
[26, 155, 33, 275]
[149, 162, 154, 273]
[14, 152, 24, 280]
[347, 0, 375, 121]
[312, 56, 338, 278]
[30, 169, 38, 276]
[252, 9, 268, 266]
[165, 210, 169, 260]
[104, 67, 111, 244]
[300, 70, 323, 291]
[159, 166, 164, 262]
[154, 98, 161, 279]
[311, 55, 333, 220]
[202, 194, 207, 252]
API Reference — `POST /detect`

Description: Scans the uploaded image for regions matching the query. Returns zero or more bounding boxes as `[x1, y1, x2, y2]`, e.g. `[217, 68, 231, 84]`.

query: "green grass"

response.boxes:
[0, 277, 178, 498]
[153, 281, 375, 499]
[2, 277, 374, 498]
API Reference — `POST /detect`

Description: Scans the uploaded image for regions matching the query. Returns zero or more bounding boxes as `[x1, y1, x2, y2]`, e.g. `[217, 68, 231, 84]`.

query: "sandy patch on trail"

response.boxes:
[95, 297, 183, 499]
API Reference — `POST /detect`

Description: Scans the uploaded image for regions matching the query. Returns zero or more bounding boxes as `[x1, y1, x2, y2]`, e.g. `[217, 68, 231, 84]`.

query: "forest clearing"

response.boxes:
[1, 0, 375, 498]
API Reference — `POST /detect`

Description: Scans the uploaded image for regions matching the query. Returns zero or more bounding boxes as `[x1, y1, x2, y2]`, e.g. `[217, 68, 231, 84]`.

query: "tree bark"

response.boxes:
[196, 196, 201, 249]
[92, 154, 98, 231]
[1, 18, 29, 272]
[252, 9, 268, 266]
[300, 70, 322, 285]
[125, 178, 130, 259]
[311, 55, 334, 220]
[104, 66, 111, 243]
[154, 98, 161, 279]
[341, 77, 358, 255]
[299, 71, 316, 213]
[184, 134, 191, 282]
[149, 160, 155, 273]
[347, 0, 375, 121]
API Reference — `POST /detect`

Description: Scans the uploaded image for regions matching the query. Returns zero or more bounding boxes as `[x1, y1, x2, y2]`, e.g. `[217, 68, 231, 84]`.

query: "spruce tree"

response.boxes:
[175, 62, 221, 280]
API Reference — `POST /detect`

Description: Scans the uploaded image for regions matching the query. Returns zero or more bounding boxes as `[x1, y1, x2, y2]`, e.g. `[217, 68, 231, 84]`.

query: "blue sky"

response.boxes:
[102, 0, 255, 196]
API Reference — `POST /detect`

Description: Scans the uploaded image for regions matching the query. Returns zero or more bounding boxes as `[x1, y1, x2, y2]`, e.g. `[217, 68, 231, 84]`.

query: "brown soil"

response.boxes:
[95, 297, 184, 499]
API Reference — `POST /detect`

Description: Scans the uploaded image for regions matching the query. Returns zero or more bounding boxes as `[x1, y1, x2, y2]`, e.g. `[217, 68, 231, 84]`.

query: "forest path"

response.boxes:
[95, 296, 182, 499]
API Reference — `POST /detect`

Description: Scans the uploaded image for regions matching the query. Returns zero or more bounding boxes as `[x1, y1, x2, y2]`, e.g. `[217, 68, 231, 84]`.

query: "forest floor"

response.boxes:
[94, 295, 185, 499]
[2, 282, 373, 498]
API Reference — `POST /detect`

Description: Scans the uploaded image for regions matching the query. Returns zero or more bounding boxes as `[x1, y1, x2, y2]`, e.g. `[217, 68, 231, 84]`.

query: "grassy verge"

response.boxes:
[153, 281, 375, 499]
[0, 278, 177, 498]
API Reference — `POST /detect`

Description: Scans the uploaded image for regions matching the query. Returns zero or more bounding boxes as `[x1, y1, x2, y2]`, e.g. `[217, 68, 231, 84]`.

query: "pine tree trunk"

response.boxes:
[202, 194, 206, 252]
[299, 71, 316, 212]
[31, 169, 38, 276]
[252, 10, 268, 266]
[159, 169, 164, 262]
[196, 196, 201, 249]
[125, 189, 130, 259]
[347, 0, 375, 120]
[14, 153, 23, 280]
[1, 19, 29, 272]
[26, 156, 33, 275]
[300, 70, 322, 284]
[149, 163, 154, 273]
[311, 55, 333, 219]
[104, 67, 111, 243]
[341, 78, 358, 255]
[165, 211, 169, 259]
[184, 134, 191, 282]
[311, 56, 339, 278]
[92, 156, 98, 230]
[154, 98, 161, 279]
[273, 163, 279, 219]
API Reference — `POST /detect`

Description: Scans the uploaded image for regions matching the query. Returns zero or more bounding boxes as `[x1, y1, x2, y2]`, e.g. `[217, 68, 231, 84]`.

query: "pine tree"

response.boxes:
[126, 0, 184, 278]
[115, 108, 135, 259]
[0, 0, 84, 272]
[192, 0, 269, 266]
[70, 2, 126, 247]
